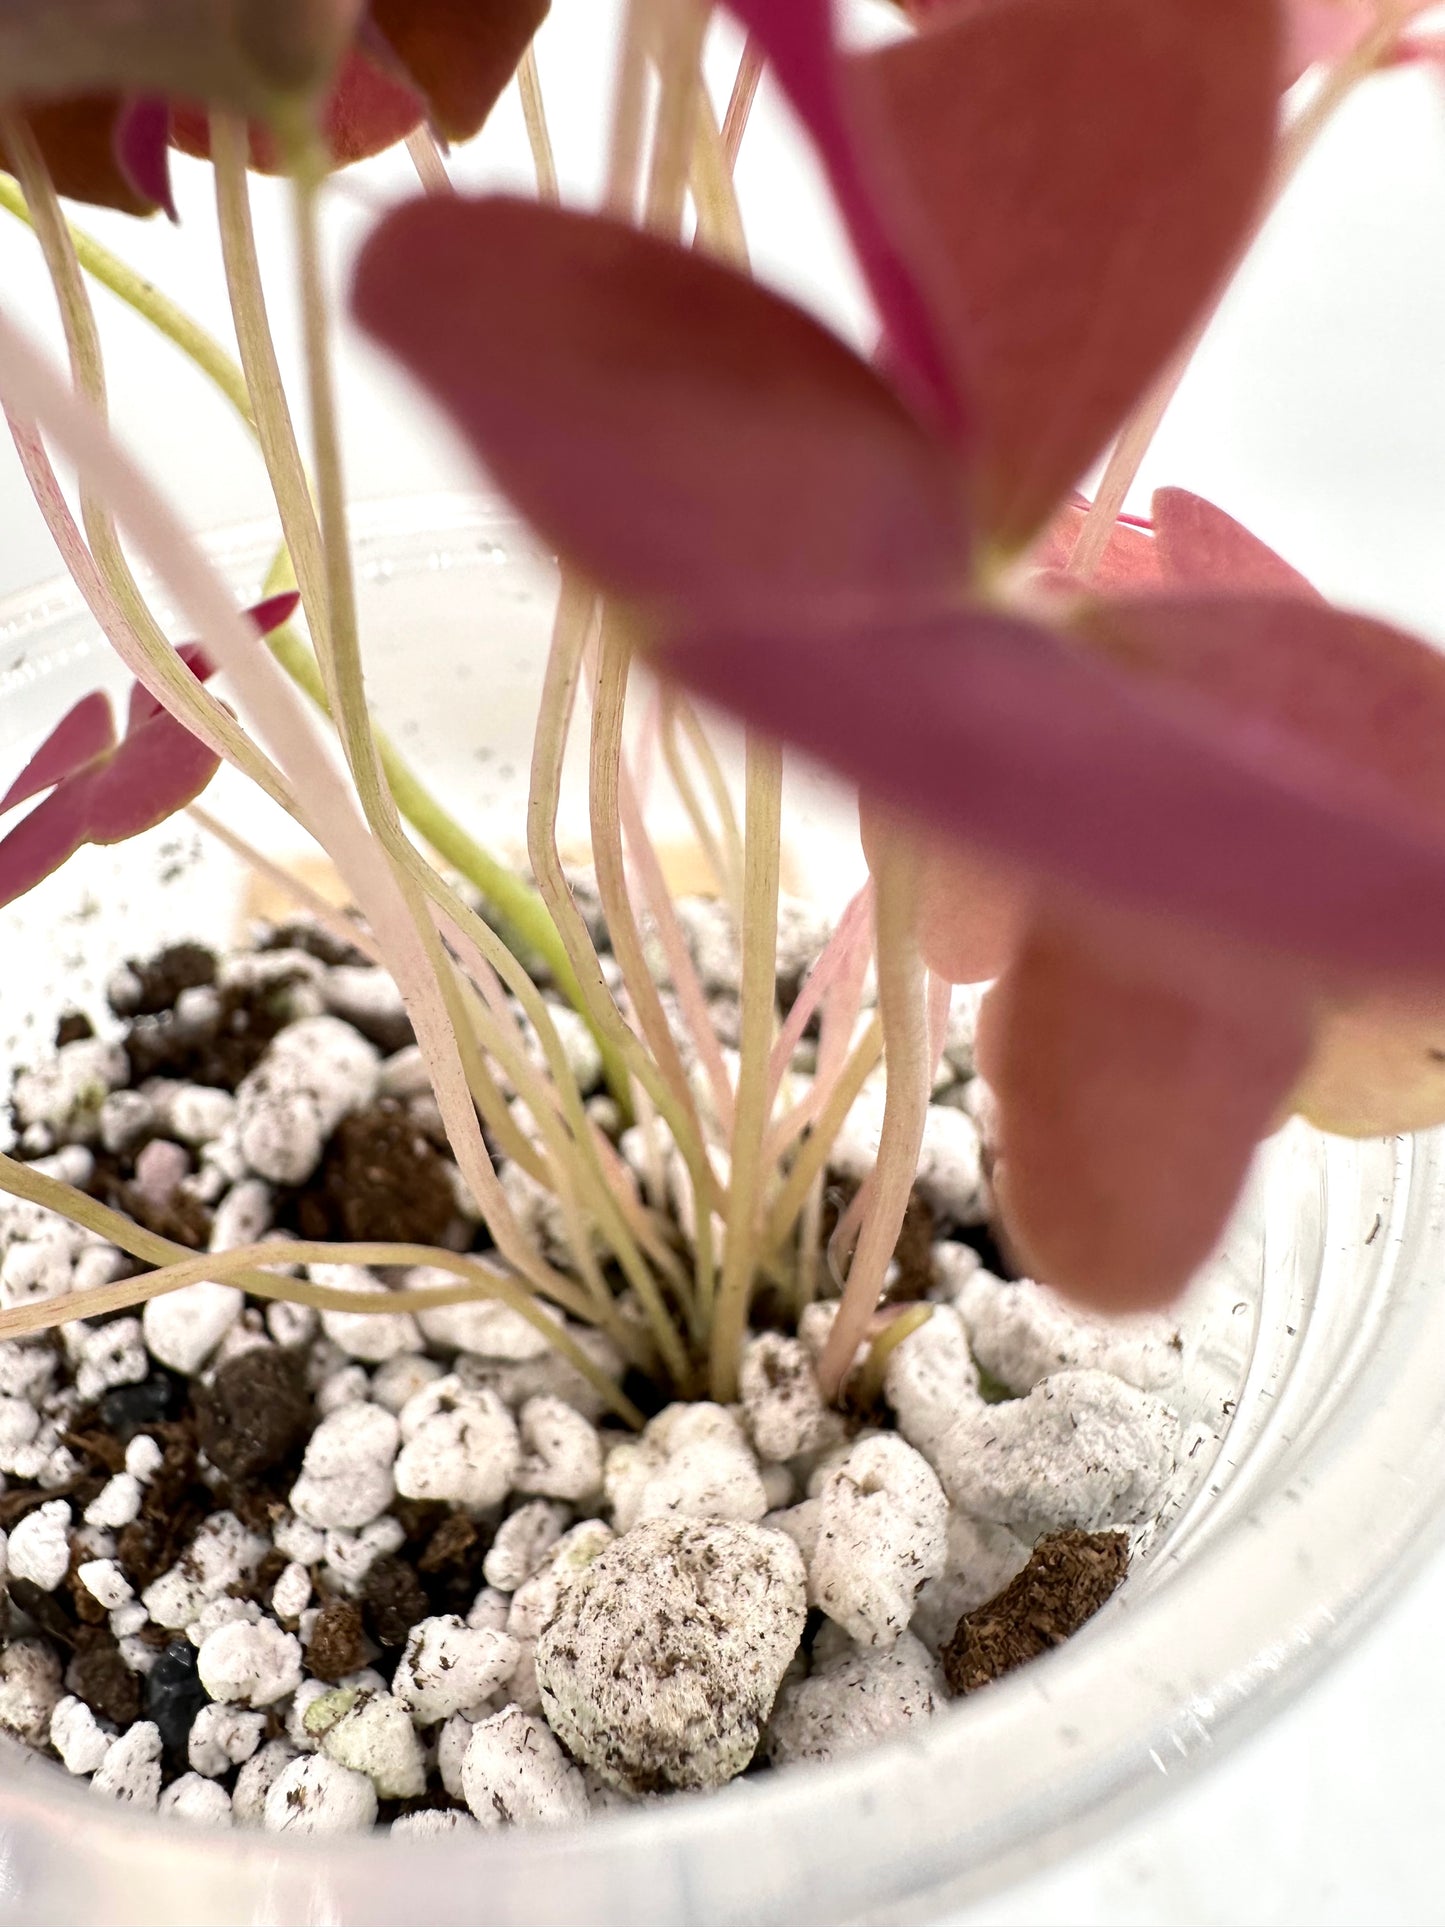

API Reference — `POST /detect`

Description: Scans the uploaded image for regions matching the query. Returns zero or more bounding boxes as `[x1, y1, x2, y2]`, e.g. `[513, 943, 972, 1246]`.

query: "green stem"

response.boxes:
[0, 166, 609, 1076]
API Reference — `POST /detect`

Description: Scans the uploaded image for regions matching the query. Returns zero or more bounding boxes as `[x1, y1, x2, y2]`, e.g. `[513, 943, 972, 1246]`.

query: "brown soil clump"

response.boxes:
[112, 942, 217, 1019]
[361, 1556, 431, 1649]
[291, 1101, 457, 1246]
[194, 1346, 312, 1482]
[942, 1529, 1129, 1694]
[308, 1597, 367, 1682]
[68, 1631, 142, 1725]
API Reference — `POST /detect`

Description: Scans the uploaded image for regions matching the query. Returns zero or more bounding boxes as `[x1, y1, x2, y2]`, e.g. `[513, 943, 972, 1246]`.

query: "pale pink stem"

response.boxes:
[6, 412, 295, 819]
[768, 882, 872, 1096]
[721, 36, 763, 167]
[766, 883, 874, 1162]
[583, 632, 734, 1133]
[618, 764, 736, 1133]
[0, 313, 548, 1307]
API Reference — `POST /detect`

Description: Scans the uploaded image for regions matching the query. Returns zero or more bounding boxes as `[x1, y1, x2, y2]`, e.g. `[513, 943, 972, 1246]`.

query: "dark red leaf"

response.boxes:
[352, 197, 969, 625]
[0, 96, 153, 215]
[170, 46, 422, 171]
[370, 0, 549, 144]
[114, 93, 175, 220]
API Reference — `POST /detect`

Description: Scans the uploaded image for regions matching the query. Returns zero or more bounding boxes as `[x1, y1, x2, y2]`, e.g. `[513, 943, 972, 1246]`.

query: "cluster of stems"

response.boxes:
[0, 0, 1392, 1424]
[0, 0, 936, 1422]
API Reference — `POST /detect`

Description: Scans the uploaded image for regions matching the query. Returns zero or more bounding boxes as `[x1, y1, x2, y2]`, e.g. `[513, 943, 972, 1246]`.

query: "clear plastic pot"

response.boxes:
[0, 498, 1439, 1927]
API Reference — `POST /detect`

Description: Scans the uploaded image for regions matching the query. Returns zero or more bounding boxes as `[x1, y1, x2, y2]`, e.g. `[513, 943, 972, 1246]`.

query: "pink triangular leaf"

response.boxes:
[1074, 592, 1445, 824]
[977, 916, 1310, 1307]
[721, 0, 967, 437]
[124, 590, 295, 734]
[352, 197, 969, 624]
[89, 707, 221, 841]
[844, 0, 1281, 549]
[0, 776, 93, 909]
[664, 597, 1445, 982]
[1152, 488, 1321, 598]
[0, 689, 115, 814]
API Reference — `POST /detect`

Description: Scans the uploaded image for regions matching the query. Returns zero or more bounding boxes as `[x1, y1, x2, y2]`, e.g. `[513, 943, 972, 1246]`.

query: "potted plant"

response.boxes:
[0, 0, 1439, 1918]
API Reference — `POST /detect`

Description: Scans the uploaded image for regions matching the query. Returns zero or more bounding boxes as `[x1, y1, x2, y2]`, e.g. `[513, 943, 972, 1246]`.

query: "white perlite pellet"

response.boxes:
[466, 1586, 511, 1634]
[392, 1809, 480, 1839]
[84, 1473, 143, 1531]
[316, 1265, 423, 1364]
[766, 1632, 942, 1766]
[92, 1721, 163, 1808]
[12, 1038, 127, 1142]
[413, 1279, 560, 1362]
[0, 1640, 62, 1746]
[322, 1517, 406, 1596]
[393, 1378, 519, 1509]
[909, 1510, 1032, 1657]
[457, 1325, 624, 1425]
[263, 1753, 379, 1834]
[209, 1178, 273, 1254]
[739, 1334, 842, 1463]
[605, 1402, 768, 1532]
[955, 1270, 1186, 1397]
[831, 1086, 988, 1225]
[197, 1618, 303, 1708]
[50, 1695, 113, 1775]
[76, 1558, 133, 1610]
[810, 1435, 948, 1648]
[143, 1279, 243, 1374]
[536, 1517, 807, 1794]
[289, 1401, 399, 1531]
[188, 1702, 266, 1778]
[8, 1500, 71, 1591]
[927, 1369, 1179, 1539]
[313, 1689, 427, 1798]
[483, 1501, 569, 1592]
[125, 1435, 163, 1483]
[231, 1739, 299, 1826]
[460, 1706, 589, 1829]
[141, 1512, 268, 1630]
[883, 1304, 982, 1460]
[159, 1773, 235, 1827]
[235, 1017, 380, 1185]
[371, 1353, 444, 1413]
[73, 1318, 147, 1401]
[513, 1396, 602, 1502]
[436, 1713, 474, 1801]
[271, 1561, 312, 1622]
[393, 1617, 521, 1725]
[316, 1365, 370, 1417]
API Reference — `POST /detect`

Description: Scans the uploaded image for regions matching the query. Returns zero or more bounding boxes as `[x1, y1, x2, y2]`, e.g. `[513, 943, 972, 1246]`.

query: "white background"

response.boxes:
[0, 3, 1443, 1919]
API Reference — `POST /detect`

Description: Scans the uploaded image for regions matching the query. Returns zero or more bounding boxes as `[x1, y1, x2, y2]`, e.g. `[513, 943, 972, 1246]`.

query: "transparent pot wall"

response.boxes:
[0, 498, 1441, 1927]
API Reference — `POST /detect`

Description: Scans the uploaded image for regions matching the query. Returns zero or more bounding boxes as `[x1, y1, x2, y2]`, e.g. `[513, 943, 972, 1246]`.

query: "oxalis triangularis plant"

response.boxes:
[0, 0, 1441, 1443]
